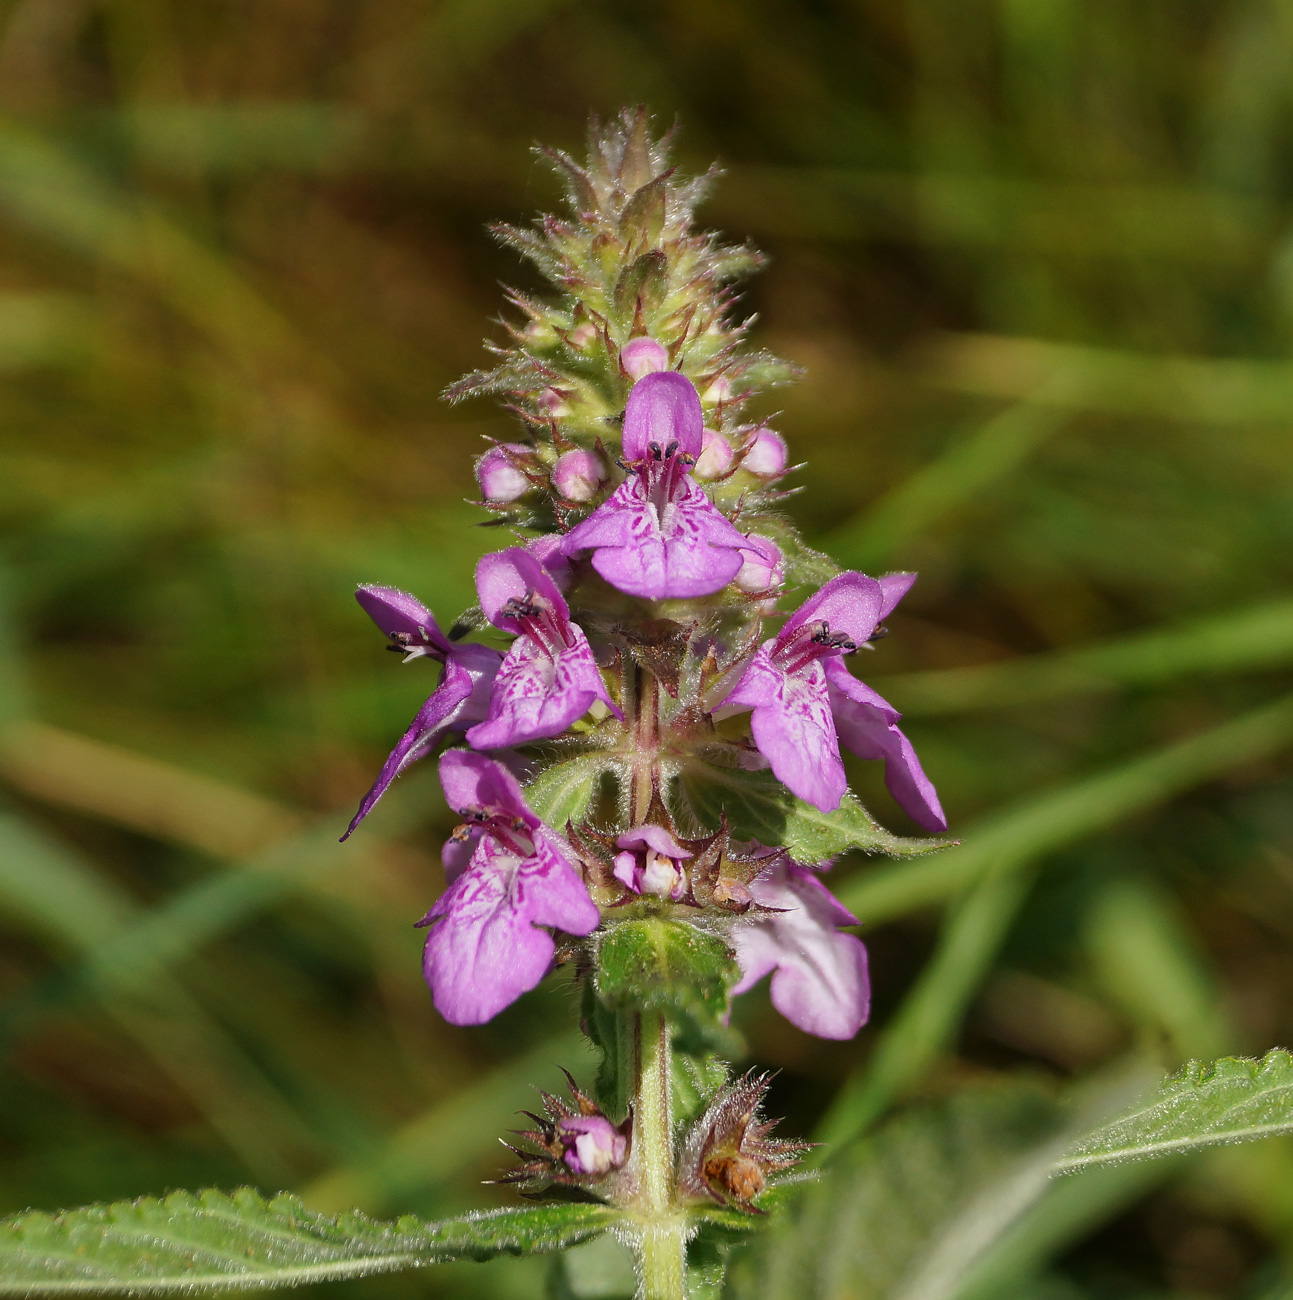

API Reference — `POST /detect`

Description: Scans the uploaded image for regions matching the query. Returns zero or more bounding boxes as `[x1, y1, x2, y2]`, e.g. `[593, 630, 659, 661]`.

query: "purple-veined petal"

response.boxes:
[342, 659, 478, 840]
[476, 547, 570, 633]
[466, 626, 615, 749]
[355, 584, 453, 658]
[420, 836, 597, 1025]
[780, 571, 884, 648]
[621, 371, 704, 461]
[732, 857, 870, 1040]
[567, 475, 747, 599]
[824, 658, 947, 832]
[726, 647, 847, 813]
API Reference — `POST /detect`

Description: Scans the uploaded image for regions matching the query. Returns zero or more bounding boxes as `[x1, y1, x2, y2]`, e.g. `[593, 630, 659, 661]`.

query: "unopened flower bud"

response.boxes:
[741, 427, 787, 478]
[537, 387, 571, 417]
[557, 1115, 628, 1176]
[703, 375, 732, 403]
[621, 336, 669, 379]
[567, 322, 597, 349]
[476, 444, 531, 502]
[552, 448, 609, 503]
[712, 877, 754, 911]
[734, 534, 784, 594]
[693, 428, 734, 480]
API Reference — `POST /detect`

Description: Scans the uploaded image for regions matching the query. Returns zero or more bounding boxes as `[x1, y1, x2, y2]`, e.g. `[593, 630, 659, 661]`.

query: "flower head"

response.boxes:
[466, 547, 621, 750]
[560, 372, 752, 599]
[342, 585, 501, 839]
[419, 751, 599, 1025]
[731, 855, 869, 1040]
[497, 1069, 632, 1190]
[613, 823, 693, 900]
[723, 570, 945, 828]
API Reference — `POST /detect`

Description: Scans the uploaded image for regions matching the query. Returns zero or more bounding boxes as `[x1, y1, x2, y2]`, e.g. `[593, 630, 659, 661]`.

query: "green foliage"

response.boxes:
[593, 918, 741, 1055]
[523, 756, 611, 829]
[677, 764, 950, 861]
[1055, 1050, 1293, 1174]
[0, 1190, 617, 1295]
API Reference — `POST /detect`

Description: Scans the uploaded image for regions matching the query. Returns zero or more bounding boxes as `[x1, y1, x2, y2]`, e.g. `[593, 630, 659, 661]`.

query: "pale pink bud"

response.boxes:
[693, 428, 734, 480]
[734, 535, 784, 594]
[621, 336, 669, 380]
[741, 428, 787, 478]
[537, 387, 571, 417]
[476, 444, 531, 502]
[567, 322, 597, 349]
[552, 448, 608, 503]
[703, 375, 732, 403]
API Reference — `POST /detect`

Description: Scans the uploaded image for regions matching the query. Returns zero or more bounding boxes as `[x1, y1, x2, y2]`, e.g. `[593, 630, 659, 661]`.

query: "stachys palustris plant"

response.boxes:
[340, 107, 949, 1298]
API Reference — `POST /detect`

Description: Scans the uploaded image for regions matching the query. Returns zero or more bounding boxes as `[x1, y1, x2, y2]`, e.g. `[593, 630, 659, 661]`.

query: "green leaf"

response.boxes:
[781, 791, 951, 863]
[677, 764, 950, 862]
[0, 1189, 619, 1295]
[593, 917, 740, 1055]
[1054, 1049, 1293, 1175]
[524, 755, 609, 828]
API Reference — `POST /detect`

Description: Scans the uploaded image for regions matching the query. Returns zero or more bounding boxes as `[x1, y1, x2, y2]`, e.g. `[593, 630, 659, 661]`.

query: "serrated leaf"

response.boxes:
[1054, 1049, 1293, 1174]
[0, 1189, 619, 1295]
[524, 756, 610, 829]
[781, 792, 951, 863]
[594, 917, 740, 1055]
[677, 764, 950, 862]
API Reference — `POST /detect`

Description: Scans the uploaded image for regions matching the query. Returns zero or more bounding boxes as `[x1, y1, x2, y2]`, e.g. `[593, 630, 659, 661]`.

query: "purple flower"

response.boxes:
[467, 548, 621, 750]
[342, 585, 501, 840]
[613, 824, 692, 899]
[560, 372, 752, 599]
[419, 751, 600, 1025]
[556, 1114, 628, 1176]
[723, 571, 945, 829]
[731, 856, 869, 1040]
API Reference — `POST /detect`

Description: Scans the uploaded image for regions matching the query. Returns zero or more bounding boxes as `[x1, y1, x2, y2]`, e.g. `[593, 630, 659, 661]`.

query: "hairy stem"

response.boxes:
[635, 1010, 685, 1299]
[628, 664, 659, 825]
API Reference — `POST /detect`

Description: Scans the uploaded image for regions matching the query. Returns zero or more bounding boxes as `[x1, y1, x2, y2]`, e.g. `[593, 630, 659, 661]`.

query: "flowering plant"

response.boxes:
[8, 108, 1293, 1300]
[334, 108, 949, 1294]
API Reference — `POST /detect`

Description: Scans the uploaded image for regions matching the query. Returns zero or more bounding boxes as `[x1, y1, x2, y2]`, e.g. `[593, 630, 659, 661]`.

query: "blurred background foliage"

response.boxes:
[0, 1, 1291, 1297]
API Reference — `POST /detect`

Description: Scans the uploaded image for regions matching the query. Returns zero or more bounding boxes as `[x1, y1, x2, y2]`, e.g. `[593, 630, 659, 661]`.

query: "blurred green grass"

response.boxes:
[0, 2, 1291, 1296]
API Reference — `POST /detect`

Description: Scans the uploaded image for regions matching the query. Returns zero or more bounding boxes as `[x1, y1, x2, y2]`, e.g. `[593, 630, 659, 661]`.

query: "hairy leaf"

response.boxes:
[1054, 1049, 1293, 1174]
[0, 1189, 618, 1295]
[678, 764, 950, 862]
[593, 917, 741, 1055]
[524, 755, 610, 829]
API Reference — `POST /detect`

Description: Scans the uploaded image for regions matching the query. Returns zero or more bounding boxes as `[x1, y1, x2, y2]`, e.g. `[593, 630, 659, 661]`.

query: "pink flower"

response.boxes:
[419, 752, 599, 1025]
[467, 548, 621, 750]
[723, 571, 945, 828]
[342, 585, 501, 839]
[732, 855, 869, 1040]
[560, 373, 752, 599]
